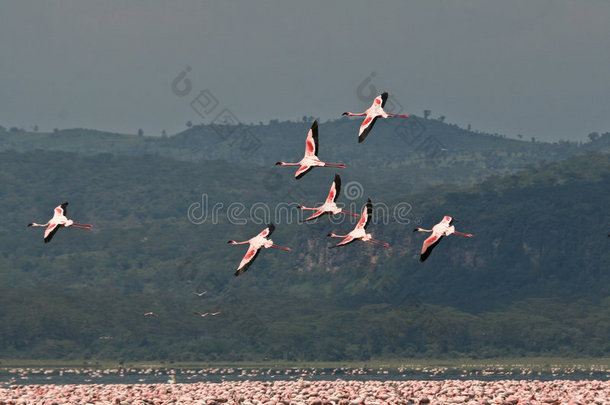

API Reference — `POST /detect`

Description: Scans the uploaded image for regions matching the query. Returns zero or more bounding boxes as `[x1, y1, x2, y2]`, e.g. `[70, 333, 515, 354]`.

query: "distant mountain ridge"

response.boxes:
[1, 118, 608, 195]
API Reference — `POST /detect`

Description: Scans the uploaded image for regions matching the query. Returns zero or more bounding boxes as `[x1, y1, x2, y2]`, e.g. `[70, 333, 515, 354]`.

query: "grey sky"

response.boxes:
[1, 1, 608, 141]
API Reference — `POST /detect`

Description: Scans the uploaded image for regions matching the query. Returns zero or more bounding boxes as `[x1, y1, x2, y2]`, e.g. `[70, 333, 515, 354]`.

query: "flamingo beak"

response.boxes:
[275, 162, 282, 165]
[227, 240, 233, 244]
[412, 228, 418, 232]
[342, 112, 348, 116]
[27, 223, 33, 227]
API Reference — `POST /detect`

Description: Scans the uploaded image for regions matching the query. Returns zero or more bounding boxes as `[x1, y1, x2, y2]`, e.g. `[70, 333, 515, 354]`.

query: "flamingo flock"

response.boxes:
[27, 91, 474, 318]
[228, 92, 469, 274]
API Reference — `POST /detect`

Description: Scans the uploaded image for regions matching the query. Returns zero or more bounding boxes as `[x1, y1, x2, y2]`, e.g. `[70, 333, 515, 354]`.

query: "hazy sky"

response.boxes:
[1, 1, 609, 141]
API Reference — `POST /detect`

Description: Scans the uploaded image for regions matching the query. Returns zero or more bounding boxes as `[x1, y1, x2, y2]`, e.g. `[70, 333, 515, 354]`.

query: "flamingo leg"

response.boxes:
[340, 210, 359, 217]
[367, 239, 389, 247]
[453, 231, 473, 237]
[70, 225, 91, 229]
[323, 163, 345, 168]
[271, 244, 290, 251]
[72, 222, 92, 227]
[386, 113, 410, 118]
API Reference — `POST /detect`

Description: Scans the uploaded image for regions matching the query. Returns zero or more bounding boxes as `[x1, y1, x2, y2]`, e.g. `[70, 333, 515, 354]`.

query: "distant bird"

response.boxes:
[194, 311, 220, 317]
[193, 290, 207, 297]
[327, 198, 389, 248]
[228, 223, 290, 276]
[144, 312, 158, 317]
[413, 216, 472, 262]
[276, 121, 345, 179]
[27, 202, 92, 243]
[343, 92, 409, 143]
[298, 174, 359, 221]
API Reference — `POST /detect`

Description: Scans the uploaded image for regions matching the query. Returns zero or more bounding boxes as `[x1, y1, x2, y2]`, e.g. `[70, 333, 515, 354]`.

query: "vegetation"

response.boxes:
[0, 119, 608, 362]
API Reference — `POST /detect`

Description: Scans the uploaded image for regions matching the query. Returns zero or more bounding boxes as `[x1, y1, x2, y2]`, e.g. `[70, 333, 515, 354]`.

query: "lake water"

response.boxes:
[2, 366, 610, 386]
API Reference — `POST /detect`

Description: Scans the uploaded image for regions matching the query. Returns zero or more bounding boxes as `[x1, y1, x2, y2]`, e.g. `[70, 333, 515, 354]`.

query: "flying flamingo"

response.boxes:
[228, 223, 290, 276]
[327, 198, 389, 248]
[342, 92, 409, 143]
[193, 290, 207, 296]
[27, 202, 92, 243]
[194, 312, 220, 317]
[413, 216, 472, 262]
[276, 120, 345, 179]
[298, 174, 359, 221]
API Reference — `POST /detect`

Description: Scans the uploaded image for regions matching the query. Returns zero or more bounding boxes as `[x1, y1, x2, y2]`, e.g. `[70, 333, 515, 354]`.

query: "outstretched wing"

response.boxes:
[355, 198, 373, 230]
[257, 223, 275, 238]
[304, 120, 319, 157]
[304, 210, 327, 222]
[334, 235, 357, 248]
[234, 245, 261, 276]
[295, 164, 313, 179]
[358, 116, 378, 143]
[53, 202, 68, 219]
[44, 223, 60, 243]
[378, 92, 388, 108]
[420, 234, 443, 262]
[325, 174, 341, 204]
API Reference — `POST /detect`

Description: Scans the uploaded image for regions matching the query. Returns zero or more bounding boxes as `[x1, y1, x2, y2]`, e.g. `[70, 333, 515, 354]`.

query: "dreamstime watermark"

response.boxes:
[171, 67, 262, 160]
[355, 72, 446, 161]
[187, 194, 420, 226]
[171, 66, 306, 196]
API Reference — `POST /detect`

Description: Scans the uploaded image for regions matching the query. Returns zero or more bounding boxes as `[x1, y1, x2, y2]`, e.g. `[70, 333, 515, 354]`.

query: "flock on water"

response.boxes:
[27, 92, 473, 282]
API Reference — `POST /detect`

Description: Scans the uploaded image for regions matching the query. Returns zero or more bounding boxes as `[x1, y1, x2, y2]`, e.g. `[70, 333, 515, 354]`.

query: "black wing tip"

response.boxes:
[311, 120, 318, 128]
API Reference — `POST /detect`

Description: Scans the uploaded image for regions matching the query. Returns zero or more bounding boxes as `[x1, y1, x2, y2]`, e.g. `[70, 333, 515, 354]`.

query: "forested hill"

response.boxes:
[0, 149, 608, 360]
[1, 119, 608, 195]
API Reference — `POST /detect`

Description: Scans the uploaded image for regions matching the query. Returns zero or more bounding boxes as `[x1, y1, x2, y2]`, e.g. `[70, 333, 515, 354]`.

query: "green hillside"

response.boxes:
[0, 149, 608, 361]
[2, 119, 608, 197]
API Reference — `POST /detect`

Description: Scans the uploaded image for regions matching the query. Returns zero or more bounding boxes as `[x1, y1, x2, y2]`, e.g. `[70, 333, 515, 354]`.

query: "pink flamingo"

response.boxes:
[343, 92, 409, 143]
[27, 202, 92, 243]
[413, 216, 472, 262]
[298, 174, 359, 221]
[276, 121, 345, 179]
[327, 198, 389, 248]
[228, 223, 290, 276]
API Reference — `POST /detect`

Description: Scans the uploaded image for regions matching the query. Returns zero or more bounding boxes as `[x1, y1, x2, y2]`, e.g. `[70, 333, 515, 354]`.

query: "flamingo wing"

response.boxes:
[335, 235, 357, 247]
[303, 210, 327, 222]
[358, 116, 378, 143]
[53, 202, 68, 219]
[258, 223, 275, 238]
[295, 164, 313, 179]
[420, 234, 444, 262]
[44, 223, 60, 243]
[325, 174, 341, 204]
[355, 198, 373, 230]
[304, 120, 319, 157]
[234, 245, 261, 276]
[378, 92, 388, 108]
